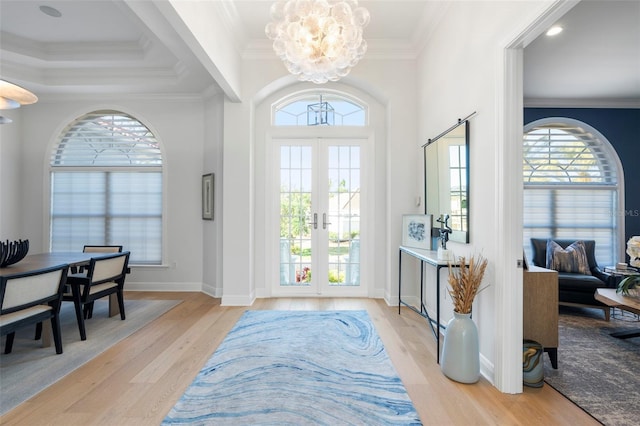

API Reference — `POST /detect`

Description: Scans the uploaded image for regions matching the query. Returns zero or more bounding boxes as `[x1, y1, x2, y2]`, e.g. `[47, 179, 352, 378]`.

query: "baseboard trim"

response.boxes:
[126, 282, 202, 292]
[221, 292, 256, 306]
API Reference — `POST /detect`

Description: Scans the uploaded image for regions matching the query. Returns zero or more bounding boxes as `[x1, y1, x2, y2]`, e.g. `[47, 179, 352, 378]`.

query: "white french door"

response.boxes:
[274, 138, 366, 296]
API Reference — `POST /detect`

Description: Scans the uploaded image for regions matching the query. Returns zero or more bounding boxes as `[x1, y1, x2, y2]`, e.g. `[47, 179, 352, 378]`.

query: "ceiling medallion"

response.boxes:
[265, 0, 370, 84]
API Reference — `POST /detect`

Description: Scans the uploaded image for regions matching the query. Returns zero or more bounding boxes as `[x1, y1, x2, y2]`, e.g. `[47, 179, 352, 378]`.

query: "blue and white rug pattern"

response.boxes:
[163, 310, 421, 425]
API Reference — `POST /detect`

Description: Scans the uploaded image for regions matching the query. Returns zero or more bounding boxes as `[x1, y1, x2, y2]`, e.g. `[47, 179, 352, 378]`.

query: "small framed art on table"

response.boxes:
[202, 173, 214, 220]
[402, 214, 432, 250]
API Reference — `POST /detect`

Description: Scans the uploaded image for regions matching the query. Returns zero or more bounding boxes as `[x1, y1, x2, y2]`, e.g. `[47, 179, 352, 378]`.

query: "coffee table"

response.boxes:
[595, 288, 640, 339]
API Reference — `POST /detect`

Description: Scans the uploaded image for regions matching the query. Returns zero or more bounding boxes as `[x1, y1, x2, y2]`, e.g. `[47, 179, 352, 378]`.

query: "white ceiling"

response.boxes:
[524, 0, 640, 106]
[1, 0, 638, 106]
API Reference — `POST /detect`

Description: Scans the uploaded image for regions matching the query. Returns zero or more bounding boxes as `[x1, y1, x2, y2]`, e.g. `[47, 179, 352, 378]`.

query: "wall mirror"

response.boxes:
[423, 118, 470, 244]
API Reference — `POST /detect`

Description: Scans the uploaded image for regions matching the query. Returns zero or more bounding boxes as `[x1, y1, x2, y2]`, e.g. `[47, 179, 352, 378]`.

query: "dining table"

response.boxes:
[1, 251, 123, 347]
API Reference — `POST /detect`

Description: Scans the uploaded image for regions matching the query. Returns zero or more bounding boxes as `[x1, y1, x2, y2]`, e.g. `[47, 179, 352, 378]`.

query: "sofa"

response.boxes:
[530, 238, 614, 320]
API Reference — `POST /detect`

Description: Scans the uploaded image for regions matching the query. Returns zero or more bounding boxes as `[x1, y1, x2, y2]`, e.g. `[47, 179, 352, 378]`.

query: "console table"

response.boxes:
[398, 245, 457, 363]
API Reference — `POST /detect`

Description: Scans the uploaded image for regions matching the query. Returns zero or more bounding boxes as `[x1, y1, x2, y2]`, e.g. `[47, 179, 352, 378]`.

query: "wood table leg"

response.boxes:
[109, 293, 120, 317]
[41, 321, 52, 348]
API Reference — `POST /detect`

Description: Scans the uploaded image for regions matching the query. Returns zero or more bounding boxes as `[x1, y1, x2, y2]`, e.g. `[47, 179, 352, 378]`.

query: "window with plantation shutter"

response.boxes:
[523, 119, 622, 267]
[50, 110, 163, 264]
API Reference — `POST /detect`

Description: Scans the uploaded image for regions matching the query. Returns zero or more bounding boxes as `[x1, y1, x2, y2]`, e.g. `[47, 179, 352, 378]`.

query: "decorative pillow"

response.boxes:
[545, 240, 592, 275]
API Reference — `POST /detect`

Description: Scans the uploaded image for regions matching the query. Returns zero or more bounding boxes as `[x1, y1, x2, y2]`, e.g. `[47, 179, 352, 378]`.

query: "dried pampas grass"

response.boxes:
[448, 254, 488, 314]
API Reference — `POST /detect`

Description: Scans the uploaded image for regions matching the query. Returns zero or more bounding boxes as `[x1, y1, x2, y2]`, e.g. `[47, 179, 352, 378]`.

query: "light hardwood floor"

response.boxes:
[1, 292, 597, 425]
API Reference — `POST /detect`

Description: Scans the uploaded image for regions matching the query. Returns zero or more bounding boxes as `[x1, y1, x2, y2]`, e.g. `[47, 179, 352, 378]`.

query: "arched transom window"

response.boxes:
[273, 92, 367, 126]
[50, 110, 163, 264]
[523, 119, 621, 266]
[524, 124, 615, 184]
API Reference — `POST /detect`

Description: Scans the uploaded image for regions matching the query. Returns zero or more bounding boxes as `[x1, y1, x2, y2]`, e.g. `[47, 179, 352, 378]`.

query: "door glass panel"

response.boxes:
[280, 145, 313, 286]
[327, 145, 360, 286]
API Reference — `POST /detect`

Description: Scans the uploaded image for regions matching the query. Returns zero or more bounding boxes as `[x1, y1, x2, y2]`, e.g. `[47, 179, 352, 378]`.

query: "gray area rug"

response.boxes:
[543, 306, 640, 426]
[0, 298, 180, 415]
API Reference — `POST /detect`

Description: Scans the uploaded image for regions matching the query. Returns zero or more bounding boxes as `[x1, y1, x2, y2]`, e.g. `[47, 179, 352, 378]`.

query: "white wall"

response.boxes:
[202, 93, 225, 297]
[3, 96, 212, 292]
[0, 108, 23, 240]
[416, 0, 555, 391]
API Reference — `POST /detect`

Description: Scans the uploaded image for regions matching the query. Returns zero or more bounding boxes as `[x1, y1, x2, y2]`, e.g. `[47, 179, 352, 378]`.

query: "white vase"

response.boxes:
[440, 311, 480, 383]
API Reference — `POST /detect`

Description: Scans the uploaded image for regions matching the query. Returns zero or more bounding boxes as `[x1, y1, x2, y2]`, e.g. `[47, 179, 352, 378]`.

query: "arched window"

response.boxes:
[50, 110, 163, 264]
[273, 92, 367, 126]
[523, 118, 622, 266]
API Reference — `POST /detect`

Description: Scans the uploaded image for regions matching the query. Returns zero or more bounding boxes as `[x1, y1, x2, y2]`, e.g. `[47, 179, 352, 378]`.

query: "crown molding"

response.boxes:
[411, 1, 451, 56]
[0, 60, 210, 96]
[524, 97, 640, 109]
[0, 31, 149, 63]
[34, 91, 209, 104]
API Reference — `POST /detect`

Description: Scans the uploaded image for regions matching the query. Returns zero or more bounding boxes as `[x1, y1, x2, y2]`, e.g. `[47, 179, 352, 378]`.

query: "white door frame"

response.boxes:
[495, 0, 579, 394]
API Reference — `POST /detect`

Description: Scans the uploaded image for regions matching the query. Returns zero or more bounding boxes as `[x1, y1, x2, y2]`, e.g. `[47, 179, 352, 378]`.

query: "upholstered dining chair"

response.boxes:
[1, 264, 69, 354]
[83, 245, 129, 274]
[71, 245, 123, 274]
[79, 245, 128, 317]
[82, 245, 123, 253]
[63, 251, 130, 341]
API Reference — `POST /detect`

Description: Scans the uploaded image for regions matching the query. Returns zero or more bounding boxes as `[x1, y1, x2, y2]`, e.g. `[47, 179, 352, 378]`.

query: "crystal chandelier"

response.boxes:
[265, 0, 370, 84]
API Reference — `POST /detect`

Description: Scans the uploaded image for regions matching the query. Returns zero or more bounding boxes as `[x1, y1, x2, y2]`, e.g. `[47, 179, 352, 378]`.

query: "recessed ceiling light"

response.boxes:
[546, 26, 563, 36]
[39, 5, 62, 18]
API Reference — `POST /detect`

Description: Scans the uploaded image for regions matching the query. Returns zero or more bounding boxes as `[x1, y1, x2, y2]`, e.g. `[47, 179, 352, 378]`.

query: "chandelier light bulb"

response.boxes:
[266, 0, 370, 84]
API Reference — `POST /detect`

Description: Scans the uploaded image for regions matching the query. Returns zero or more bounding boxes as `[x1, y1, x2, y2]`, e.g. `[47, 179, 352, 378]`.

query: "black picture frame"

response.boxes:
[202, 173, 214, 220]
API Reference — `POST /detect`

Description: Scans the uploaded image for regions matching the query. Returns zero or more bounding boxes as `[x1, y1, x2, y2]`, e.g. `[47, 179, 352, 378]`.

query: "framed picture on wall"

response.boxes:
[202, 173, 214, 220]
[401, 214, 432, 250]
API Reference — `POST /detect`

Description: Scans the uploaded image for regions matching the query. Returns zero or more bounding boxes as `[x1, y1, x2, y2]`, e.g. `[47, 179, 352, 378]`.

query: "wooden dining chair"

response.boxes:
[82, 245, 123, 253]
[79, 245, 128, 318]
[1, 264, 69, 354]
[71, 245, 123, 274]
[63, 251, 130, 341]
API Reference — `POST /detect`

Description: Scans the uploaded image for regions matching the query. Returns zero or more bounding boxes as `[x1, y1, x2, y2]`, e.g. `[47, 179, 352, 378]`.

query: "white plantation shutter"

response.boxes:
[51, 111, 162, 166]
[523, 120, 619, 267]
[50, 111, 162, 264]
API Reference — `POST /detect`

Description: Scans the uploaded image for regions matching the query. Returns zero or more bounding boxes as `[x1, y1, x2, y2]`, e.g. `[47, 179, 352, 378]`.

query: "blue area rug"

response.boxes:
[163, 310, 421, 425]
